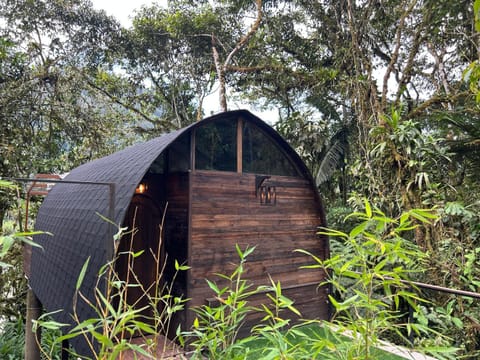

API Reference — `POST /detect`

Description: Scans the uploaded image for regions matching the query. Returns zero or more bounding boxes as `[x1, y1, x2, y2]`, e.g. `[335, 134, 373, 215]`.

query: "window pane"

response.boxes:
[168, 133, 190, 172]
[195, 119, 237, 172]
[242, 122, 299, 177]
[148, 152, 166, 174]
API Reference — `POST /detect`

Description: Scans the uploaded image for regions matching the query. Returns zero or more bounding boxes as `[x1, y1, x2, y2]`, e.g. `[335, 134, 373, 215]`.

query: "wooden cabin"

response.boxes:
[29, 110, 329, 356]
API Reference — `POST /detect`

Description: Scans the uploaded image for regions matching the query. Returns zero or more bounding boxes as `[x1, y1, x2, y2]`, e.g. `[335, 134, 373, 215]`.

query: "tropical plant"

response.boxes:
[183, 244, 260, 360]
[297, 199, 458, 360]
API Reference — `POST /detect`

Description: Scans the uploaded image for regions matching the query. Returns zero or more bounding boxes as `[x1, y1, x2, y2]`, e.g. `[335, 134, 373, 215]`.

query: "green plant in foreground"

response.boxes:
[183, 244, 326, 360]
[33, 221, 189, 360]
[184, 241, 414, 360]
[0, 180, 44, 268]
[0, 316, 25, 360]
[297, 199, 459, 360]
[183, 244, 260, 360]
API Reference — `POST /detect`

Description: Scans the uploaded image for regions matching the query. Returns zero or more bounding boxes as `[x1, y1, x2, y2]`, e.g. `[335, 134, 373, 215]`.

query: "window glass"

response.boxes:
[148, 152, 166, 174]
[242, 122, 299, 177]
[195, 119, 237, 172]
[168, 133, 190, 172]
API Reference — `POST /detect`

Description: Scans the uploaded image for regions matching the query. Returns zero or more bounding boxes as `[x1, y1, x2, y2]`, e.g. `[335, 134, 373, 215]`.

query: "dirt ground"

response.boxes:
[119, 334, 188, 359]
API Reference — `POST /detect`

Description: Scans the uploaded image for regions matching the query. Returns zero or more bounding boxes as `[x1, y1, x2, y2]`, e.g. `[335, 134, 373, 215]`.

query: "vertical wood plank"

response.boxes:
[237, 118, 243, 173]
[190, 129, 196, 173]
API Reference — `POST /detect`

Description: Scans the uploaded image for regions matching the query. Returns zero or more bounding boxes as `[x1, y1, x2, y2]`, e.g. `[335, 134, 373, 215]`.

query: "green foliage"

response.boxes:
[0, 0, 479, 357]
[0, 0, 139, 192]
[463, 0, 480, 101]
[185, 236, 456, 360]
[183, 244, 259, 359]
[463, 61, 480, 102]
[426, 200, 480, 357]
[0, 316, 63, 359]
[0, 181, 44, 321]
[34, 225, 189, 359]
[0, 317, 25, 359]
[356, 108, 451, 214]
[122, 2, 222, 125]
[298, 199, 458, 359]
[0, 231, 42, 268]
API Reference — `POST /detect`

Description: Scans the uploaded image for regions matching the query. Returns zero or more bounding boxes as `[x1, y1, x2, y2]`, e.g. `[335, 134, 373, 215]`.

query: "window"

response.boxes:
[242, 122, 299, 177]
[147, 133, 190, 174]
[195, 119, 237, 172]
[168, 133, 190, 172]
[148, 152, 166, 174]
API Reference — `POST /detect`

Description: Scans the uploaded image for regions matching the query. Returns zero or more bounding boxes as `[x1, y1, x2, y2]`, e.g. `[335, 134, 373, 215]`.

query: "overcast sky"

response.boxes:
[91, 0, 162, 26]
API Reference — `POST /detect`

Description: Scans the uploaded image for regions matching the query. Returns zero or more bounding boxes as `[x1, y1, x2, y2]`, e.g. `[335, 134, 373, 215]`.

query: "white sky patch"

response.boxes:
[91, 0, 165, 26]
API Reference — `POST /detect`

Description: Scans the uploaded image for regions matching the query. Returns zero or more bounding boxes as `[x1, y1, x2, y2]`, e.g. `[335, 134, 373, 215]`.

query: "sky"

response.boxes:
[91, 0, 161, 26]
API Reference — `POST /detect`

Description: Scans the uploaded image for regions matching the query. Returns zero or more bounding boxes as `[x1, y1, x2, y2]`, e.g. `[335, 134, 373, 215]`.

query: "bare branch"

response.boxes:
[381, 0, 418, 109]
[224, 0, 263, 68]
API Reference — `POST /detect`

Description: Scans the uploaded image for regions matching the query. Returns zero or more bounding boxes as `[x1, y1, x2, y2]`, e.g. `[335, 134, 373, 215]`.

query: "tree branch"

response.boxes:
[224, 0, 263, 68]
[212, 0, 263, 112]
[381, 0, 418, 109]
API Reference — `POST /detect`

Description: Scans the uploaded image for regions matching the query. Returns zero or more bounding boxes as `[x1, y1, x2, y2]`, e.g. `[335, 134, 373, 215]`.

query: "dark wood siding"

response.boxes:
[186, 170, 328, 329]
[163, 172, 190, 334]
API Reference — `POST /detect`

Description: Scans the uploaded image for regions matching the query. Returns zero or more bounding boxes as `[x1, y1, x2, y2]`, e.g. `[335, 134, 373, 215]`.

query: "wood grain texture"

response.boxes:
[185, 170, 329, 329]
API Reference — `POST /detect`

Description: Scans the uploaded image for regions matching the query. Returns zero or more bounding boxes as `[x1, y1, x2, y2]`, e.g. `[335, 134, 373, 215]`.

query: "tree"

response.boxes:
[0, 0, 140, 323]
[118, 2, 217, 127]
[118, 0, 266, 123]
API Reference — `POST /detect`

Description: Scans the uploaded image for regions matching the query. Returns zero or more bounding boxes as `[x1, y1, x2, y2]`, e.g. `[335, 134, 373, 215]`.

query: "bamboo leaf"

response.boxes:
[76, 257, 90, 290]
[364, 198, 372, 218]
[349, 222, 367, 238]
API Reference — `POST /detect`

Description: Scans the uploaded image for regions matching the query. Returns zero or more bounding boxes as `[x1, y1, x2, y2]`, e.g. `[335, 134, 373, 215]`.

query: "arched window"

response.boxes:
[195, 118, 237, 172]
[242, 122, 299, 177]
[193, 118, 300, 177]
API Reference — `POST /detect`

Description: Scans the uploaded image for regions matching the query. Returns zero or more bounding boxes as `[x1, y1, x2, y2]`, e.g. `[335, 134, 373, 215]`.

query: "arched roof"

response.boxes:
[29, 110, 321, 353]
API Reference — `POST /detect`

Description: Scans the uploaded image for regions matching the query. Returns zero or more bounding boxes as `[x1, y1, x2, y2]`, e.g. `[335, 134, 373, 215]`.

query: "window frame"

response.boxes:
[191, 117, 302, 178]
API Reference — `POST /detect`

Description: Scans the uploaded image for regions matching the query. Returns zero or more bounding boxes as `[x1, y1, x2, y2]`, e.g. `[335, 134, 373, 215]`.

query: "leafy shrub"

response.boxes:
[298, 199, 458, 359]
[0, 317, 25, 360]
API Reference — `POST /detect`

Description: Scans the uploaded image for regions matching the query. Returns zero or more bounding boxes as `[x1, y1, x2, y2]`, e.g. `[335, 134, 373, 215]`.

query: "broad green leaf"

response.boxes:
[1, 235, 14, 255]
[36, 320, 69, 330]
[132, 249, 145, 258]
[349, 222, 367, 238]
[206, 279, 220, 294]
[243, 245, 256, 258]
[17, 235, 44, 249]
[175, 259, 190, 271]
[235, 243, 243, 259]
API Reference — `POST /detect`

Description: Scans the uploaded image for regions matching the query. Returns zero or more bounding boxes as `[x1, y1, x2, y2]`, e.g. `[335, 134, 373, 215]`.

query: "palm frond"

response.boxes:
[315, 129, 348, 185]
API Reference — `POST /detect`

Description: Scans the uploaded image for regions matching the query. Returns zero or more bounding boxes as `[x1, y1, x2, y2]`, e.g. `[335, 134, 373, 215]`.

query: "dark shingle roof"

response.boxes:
[30, 125, 190, 355]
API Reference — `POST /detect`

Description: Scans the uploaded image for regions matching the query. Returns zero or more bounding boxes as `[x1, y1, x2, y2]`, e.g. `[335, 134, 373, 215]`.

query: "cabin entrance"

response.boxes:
[115, 194, 164, 326]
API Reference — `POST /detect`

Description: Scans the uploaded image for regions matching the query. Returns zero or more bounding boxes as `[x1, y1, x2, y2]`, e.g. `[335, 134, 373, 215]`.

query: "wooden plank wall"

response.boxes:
[187, 170, 329, 330]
